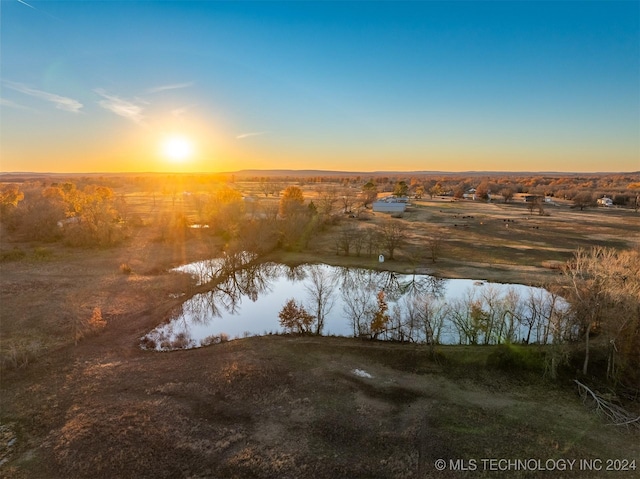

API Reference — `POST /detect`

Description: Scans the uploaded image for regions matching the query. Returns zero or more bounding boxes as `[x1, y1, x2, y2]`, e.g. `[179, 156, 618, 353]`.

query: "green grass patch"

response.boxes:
[486, 343, 545, 372]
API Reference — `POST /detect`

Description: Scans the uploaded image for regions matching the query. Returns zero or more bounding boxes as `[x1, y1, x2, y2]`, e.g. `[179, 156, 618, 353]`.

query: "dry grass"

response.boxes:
[1, 190, 639, 478]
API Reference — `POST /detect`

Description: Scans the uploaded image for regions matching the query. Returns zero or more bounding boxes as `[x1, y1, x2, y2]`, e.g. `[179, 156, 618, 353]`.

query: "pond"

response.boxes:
[141, 253, 569, 351]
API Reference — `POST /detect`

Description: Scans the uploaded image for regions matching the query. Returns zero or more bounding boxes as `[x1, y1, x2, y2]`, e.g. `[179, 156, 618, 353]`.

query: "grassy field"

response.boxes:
[1, 191, 639, 478]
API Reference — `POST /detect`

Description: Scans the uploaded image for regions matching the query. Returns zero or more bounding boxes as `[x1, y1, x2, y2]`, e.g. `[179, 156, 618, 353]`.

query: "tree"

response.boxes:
[475, 180, 493, 201]
[428, 183, 443, 199]
[14, 186, 66, 241]
[427, 229, 446, 263]
[316, 186, 339, 216]
[499, 187, 514, 203]
[335, 223, 367, 257]
[64, 185, 125, 246]
[393, 181, 409, 198]
[562, 247, 640, 385]
[572, 191, 595, 211]
[278, 299, 315, 334]
[361, 181, 378, 207]
[304, 265, 338, 335]
[0, 184, 24, 221]
[340, 188, 357, 214]
[206, 186, 245, 239]
[370, 291, 390, 340]
[379, 219, 405, 260]
[341, 269, 377, 337]
[279, 186, 305, 217]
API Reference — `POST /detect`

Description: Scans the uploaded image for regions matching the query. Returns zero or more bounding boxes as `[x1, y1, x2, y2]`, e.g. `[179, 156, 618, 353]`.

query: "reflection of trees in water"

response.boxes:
[340, 268, 376, 337]
[143, 257, 284, 350]
[144, 259, 568, 350]
[188, 260, 282, 321]
[339, 269, 449, 339]
[303, 265, 339, 334]
[282, 263, 308, 282]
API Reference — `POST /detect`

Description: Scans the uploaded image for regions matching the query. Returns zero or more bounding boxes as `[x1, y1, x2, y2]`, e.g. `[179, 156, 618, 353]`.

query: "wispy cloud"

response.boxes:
[17, 0, 36, 10]
[0, 97, 31, 110]
[94, 89, 145, 125]
[16, 0, 63, 21]
[171, 105, 193, 121]
[147, 82, 194, 94]
[4, 81, 82, 112]
[236, 131, 267, 140]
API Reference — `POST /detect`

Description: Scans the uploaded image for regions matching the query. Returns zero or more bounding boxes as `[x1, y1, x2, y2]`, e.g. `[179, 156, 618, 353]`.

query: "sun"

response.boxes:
[161, 135, 194, 163]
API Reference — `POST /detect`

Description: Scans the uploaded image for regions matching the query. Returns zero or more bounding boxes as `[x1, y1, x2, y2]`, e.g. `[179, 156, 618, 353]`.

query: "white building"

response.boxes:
[372, 197, 407, 213]
[597, 197, 613, 207]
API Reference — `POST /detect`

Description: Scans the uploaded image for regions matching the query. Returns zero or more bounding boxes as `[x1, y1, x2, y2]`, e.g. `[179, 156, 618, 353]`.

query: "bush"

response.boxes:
[0, 340, 43, 371]
[32, 246, 53, 260]
[0, 248, 26, 262]
[487, 344, 545, 372]
[201, 333, 230, 346]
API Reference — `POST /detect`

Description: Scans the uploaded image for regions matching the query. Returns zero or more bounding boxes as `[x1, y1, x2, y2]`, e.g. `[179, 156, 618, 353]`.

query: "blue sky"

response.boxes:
[1, 0, 638, 173]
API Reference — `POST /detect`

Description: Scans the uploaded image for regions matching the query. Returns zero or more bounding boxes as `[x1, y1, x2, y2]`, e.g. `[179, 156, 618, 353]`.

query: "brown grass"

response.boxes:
[1, 190, 639, 478]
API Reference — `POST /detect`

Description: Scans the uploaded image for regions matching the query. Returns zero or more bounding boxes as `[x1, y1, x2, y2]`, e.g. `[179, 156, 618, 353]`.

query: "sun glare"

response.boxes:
[161, 135, 194, 163]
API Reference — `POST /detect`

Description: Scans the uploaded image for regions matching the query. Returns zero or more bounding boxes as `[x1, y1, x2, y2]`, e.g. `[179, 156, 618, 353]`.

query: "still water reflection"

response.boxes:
[141, 254, 567, 351]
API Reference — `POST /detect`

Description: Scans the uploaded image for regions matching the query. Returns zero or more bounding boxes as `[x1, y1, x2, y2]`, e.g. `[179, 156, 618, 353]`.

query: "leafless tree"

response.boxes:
[560, 247, 640, 384]
[427, 229, 446, 263]
[379, 219, 405, 260]
[316, 186, 340, 216]
[304, 265, 339, 335]
[341, 269, 377, 337]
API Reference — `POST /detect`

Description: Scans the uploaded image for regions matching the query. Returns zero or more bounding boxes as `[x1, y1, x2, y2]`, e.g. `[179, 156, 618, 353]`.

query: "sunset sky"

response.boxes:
[1, 0, 638, 173]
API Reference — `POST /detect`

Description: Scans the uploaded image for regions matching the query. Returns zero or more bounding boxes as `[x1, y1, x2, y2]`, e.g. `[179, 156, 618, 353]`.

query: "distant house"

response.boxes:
[57, 216, 80, 228]
[372, 196, 407, 213]
[462, 188, 477, 200]
[597, 197, 613, 207]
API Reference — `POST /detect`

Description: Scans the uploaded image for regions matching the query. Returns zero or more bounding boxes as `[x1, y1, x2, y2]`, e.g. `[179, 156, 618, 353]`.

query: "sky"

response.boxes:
[1, 0, 639, 173]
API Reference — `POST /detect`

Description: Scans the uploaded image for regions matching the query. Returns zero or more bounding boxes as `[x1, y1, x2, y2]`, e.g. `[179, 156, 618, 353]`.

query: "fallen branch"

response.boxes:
[574, 379, 640, 430]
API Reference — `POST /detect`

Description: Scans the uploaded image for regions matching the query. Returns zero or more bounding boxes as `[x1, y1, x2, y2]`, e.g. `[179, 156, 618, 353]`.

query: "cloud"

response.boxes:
[147, 82, 194, 94]
[94, 89, 145, 125]
[4, 81, 83, 113]
[236, 131, 267, 140]
[17, 0, 36, 10]
[0, 97, 30, 110]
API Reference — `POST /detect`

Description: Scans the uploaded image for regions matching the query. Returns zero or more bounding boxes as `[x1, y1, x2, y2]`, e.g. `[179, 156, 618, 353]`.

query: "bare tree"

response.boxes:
[379, 219, 405, 260]
[341, 269, 377, 337]
[427, 229, 446, 263]
[572, 191, 595, 211]
[304, 265, 338, 335]
[340, 188, 357, 214]
[560, 246, 640, 379]
[316, 186, 340, 216]
[499, 187, 514, 203]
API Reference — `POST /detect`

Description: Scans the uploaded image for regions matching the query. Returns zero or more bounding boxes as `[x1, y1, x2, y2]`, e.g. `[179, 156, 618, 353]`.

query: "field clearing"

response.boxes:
[1, 185, 639, 478]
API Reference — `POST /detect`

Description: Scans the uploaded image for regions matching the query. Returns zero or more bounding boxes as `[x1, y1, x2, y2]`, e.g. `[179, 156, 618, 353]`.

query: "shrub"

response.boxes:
[32, 247, 53, 260]
[0, 248, 26, 262]
[0, 340, 43, 371]
[201, 333, 230, 346]
[487, 344, 545, 372]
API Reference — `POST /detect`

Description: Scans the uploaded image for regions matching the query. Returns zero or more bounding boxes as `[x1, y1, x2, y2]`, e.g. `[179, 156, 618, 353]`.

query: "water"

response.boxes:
[141, 255, 568, 351]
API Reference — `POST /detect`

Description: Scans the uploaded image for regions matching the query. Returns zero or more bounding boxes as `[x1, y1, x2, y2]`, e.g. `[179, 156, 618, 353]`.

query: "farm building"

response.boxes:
[372, 197, 407, 213]
[597, 197, 613, 207]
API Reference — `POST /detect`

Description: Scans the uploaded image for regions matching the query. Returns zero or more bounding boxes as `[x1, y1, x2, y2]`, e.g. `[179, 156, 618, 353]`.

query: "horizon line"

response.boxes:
[1, 169, 639, 177]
